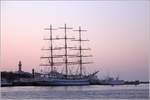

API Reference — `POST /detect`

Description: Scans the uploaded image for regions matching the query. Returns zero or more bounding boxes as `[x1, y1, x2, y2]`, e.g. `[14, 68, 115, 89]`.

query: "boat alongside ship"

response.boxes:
[99, 76, 125, 85]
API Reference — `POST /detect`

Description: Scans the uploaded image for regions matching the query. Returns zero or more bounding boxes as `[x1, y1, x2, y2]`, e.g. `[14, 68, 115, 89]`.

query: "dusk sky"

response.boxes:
[1, 1, 149, 81]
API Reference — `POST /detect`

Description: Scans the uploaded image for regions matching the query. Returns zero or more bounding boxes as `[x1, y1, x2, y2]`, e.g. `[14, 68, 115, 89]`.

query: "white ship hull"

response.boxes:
[35, 78, 90, 86]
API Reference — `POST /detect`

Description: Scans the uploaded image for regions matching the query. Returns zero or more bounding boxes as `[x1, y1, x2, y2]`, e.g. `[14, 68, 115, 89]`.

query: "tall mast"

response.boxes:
[59, 24, 73, 77]
[50, 25, 54, 72]
[41, 24, 57, 72]
[78, 27, 84, 75]
[73, 26, 92, 76]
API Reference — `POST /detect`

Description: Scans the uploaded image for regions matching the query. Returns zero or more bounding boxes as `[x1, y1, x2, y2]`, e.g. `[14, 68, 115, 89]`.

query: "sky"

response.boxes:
[1, 1, 149, 81]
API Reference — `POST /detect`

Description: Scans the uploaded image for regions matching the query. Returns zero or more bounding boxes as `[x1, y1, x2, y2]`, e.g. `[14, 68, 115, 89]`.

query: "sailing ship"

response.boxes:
[35, 24, 98, 86]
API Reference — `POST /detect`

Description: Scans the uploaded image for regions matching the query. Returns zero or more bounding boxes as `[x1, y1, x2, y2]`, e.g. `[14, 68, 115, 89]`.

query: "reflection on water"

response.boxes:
[1, 84, 149, 100]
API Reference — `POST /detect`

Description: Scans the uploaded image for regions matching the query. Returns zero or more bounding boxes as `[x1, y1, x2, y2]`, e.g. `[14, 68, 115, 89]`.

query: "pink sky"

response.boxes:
[1, 1, 149, 81]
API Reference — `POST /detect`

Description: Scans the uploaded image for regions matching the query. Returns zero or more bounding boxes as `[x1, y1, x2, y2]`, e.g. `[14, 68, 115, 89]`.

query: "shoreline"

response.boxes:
[1, 81, 149, 87]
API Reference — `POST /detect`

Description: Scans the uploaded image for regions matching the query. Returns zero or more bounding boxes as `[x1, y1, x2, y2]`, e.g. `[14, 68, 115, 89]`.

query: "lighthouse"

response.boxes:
[18, 61, 22, 72]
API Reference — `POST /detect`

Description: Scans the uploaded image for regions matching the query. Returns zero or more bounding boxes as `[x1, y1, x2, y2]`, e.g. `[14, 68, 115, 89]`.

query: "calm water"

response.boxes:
[1, 84, 149, 100]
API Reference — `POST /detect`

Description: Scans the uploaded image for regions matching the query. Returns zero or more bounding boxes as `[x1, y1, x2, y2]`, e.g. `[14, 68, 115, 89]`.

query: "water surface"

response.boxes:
[1, 84, 149, 100]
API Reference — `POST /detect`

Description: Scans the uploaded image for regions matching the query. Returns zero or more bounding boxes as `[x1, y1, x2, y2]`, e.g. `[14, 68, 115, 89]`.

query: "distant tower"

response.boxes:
[18, 61, 22, 72]
[32, 68, 35, 78]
